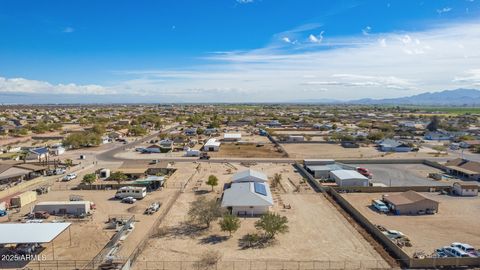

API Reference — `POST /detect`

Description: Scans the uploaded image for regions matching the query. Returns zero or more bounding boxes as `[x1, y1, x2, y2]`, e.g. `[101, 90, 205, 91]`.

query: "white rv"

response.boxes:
[115, 186, 147, 199]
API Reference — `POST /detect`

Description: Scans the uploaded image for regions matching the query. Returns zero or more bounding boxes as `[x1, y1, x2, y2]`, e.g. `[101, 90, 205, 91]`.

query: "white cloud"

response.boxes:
[378, 38, 387, 47]
[308, 31, 324, 43]
[453, 69, 480, 85]
[362, 26, 371, 35]
[7, 21, 480, 102]
[63, 27, 75, 33]
[437, 7, 452, 14]
[0, 77, 111, 95]
[236, 0, 254, 4]
[117, 21, 480, 101]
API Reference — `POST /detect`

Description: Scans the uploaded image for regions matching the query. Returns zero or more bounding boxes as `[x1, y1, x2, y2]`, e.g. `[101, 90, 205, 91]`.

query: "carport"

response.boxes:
[0, 223, 72, 259]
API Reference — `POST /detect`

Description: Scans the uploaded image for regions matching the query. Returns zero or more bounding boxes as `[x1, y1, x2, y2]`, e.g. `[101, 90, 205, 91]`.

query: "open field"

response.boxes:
[282, 143, 446, 160]
[132, 162, 388, 269]
[353, 163, 452, 187]
[209, 143, 286, 158]
[342, 192, 480, 256]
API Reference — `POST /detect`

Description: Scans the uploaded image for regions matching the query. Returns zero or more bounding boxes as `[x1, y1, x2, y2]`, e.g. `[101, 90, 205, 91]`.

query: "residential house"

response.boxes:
[377, 139, 412, 152]
[383, 190, 439, 215]
[424, 131, 453, 141]
[25, 147, 49, 161]
[184, 128, 197, 136]
[452, 182, 478, 196]
[221, 169, 273, 216]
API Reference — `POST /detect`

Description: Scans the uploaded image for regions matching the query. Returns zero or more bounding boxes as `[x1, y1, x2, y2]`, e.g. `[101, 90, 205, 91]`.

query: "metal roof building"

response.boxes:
[0, 223, 71, 244]
[330, 169, 369, 187]
[232, 169, 268, 183]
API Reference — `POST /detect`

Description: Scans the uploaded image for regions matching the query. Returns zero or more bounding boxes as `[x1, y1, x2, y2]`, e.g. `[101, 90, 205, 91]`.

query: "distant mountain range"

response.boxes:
[351, 89, 480, 106]
[298, 89, 480, 106]
[2, 88, 480, 105]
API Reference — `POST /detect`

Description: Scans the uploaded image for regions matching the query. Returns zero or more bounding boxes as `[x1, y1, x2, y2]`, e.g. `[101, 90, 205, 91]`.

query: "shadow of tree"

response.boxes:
[237, 233, 276, 250]
[153, 221, 206, 239]
[194, 190, 210, 195]
[199, 234, 229, 245]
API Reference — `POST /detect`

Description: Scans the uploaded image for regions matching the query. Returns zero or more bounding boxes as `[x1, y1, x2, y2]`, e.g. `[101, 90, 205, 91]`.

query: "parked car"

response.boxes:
[382, 230, 405, 239]
[144, 202, 160, 215]
[47, 168, 66, 176]
[121, 197, 137, 204]
[62, 173, 77, 181]
[433, 248, 448, 258]
[199, 152, 210, 160]
[371, 199, 389, 213]
[451, 242, 478, 257]
[443, 246, 474, 258]
[0, 209, 7, 217]
[357, 167, 373, 179]
[33, 211, 50, 219]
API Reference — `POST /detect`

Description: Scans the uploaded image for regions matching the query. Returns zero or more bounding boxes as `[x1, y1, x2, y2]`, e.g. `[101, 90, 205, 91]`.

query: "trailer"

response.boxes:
[10, 191, 37, 208]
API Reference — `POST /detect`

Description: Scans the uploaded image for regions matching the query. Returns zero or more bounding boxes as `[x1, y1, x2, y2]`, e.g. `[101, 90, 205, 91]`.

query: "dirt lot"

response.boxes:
[342, 192, 480, 256]
[282, 143, 445, 160]
[132, 163, 388, 269]
[209, 143, 286, 158]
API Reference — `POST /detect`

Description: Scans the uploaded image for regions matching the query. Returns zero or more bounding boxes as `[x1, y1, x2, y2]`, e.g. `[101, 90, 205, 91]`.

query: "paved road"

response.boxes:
[96, 125, 179, 162]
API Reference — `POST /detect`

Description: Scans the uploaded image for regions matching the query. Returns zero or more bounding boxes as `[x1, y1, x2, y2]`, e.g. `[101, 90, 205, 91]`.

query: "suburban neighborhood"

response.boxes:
[0, 104, 479, 269]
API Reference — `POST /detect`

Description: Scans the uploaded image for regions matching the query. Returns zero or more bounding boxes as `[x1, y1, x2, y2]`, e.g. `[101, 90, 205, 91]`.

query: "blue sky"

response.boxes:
[1, 0, 480, 103]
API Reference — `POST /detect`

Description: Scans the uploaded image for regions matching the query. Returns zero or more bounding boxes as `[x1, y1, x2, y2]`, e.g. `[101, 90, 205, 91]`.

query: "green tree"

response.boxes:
[367, 131, 385, 141]
[271, 173, 282, 188]
[82, 173, 97, 185]
[64, 159, 73, 168]
[255, 212, 289, 240]
[128, 125, 147, 136]
[188, 197, 224, 228]
[219, 214, 241, 236]
[432, 145, 446, 155]
[427, 116, 440, 132]
[109, 171, 128, 184]
[206, 175, 219, 191]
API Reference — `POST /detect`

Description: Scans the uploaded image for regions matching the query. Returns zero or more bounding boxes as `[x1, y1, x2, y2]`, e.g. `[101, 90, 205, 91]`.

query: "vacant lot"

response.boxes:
[282, 143, 447, 160]
[210, 143, 286, 158]
[352, 164, 451, 187]
[342, 192, 480, 256]
[133, 163, 388, 269]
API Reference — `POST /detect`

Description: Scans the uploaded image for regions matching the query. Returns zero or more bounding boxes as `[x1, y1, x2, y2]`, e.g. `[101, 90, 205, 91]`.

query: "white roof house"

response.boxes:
[221, 181, 273, 216]
[330, 170, 369, 187]
[223, 133, 242, 141]
[232, 169, 268, 183]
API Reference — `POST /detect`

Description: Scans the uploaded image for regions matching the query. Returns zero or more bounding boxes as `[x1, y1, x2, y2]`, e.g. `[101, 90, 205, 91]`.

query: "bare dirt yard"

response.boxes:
[209, 143, 286, 158]
[342, 192, 480, 256]
[282, 143, 447, 160]
[132, 162, 388, 269]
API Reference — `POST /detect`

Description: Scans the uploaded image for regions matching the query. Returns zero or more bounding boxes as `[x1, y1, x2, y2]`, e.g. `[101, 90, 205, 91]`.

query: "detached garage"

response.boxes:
[330, 170, 369, 187]
[383, 191, 439, 215]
